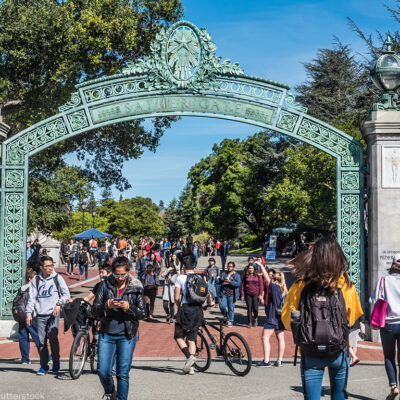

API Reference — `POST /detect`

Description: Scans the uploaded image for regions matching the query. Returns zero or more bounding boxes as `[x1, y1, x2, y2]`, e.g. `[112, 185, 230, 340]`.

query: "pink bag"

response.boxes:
[370, 277, 388, 330]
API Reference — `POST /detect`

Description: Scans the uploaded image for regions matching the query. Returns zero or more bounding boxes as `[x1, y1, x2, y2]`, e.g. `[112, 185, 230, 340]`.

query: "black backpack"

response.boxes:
[12, 287, 30, 323]
[185, 274, 208, 306]
[292, 285, 349, 358]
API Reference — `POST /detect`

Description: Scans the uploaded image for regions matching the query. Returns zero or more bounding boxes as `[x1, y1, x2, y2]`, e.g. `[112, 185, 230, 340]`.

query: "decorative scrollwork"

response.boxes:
[283, 92, 308, 113]
[59, 92, 82, 112]
[277, 111, 299, 132]
[2, 193, 24, 316]
[122, 20, 244, 92]
[5, 118, 67, 165]
[67, 110, 89, 131]
[341, 194, 361, 292]
[5, 170, 24, 188]
[342, 171, 360, 191]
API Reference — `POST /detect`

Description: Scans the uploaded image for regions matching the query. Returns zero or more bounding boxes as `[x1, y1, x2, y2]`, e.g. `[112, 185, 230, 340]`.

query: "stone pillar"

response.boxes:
[362, 110, 400, 341]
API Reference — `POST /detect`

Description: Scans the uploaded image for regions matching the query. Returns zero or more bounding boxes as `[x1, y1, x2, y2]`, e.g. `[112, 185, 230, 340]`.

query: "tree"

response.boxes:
[0, 0, 183, 234]
[163, 198, 188, 239]
[96, 197, 164, 239]
[100, 187, 113, 204]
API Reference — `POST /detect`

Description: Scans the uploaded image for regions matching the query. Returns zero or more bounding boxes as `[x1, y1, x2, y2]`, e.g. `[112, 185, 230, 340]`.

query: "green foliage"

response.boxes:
[163, 198, 188, 239]
[0, 0, 183, 234]
[28, 163, 92, 234]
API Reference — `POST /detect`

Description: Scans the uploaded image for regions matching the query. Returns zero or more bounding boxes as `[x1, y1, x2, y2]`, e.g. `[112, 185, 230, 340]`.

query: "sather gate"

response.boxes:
[0, 21, 364, 318]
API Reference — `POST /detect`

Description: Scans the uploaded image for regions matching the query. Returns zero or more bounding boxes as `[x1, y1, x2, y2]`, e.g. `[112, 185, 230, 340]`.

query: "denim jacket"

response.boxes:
[219, 271, 241, 301]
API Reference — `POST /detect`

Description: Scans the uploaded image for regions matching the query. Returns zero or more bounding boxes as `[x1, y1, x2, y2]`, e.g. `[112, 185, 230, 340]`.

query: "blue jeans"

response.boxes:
[219, 294, 235, 322]
[79, 262, 89, 279]
[18, 320, 40, 363]
[301, 351, 349, 400]
[381, 323, 400, 386]
[98, 333, 137, 400]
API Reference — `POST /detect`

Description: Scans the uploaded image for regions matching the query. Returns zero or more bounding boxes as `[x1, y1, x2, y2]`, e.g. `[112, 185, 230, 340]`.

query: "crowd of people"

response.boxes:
[16, 234, 400, 400]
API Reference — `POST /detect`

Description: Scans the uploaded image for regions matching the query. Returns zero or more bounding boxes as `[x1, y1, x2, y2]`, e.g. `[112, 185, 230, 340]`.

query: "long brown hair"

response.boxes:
[244, 264, 257, 280]
[287, 237, 351, 292]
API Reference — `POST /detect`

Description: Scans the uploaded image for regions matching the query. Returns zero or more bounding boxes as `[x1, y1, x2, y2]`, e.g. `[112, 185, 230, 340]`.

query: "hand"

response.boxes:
[107, 299, 121, 309]
[53, 305, 61, 316]
[26, 315, 32, 326]
[119, 301, 130, 311]
[65, 298, 72, 303]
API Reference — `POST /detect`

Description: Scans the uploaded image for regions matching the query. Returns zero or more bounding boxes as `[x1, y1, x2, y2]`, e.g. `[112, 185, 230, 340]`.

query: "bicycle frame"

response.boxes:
[200, 319, 226, 357]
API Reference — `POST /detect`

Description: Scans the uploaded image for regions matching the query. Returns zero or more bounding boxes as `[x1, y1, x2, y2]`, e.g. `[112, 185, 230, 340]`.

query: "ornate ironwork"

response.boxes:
[0, 20, 365, 318]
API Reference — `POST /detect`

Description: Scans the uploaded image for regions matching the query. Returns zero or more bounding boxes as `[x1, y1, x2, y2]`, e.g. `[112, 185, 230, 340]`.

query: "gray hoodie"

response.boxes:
[26, 270, 70, 316]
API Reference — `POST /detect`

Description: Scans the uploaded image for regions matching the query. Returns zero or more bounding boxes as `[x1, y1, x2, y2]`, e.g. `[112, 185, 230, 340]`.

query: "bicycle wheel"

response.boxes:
[69, 331, 88, 379]
[222, 332, 252, 376]
[89, 343, 98, 374]
[193, 331, 211, 372]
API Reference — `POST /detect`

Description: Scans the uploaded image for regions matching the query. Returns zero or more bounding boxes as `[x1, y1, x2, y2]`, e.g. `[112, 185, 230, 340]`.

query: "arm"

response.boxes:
[83, 292, 95, 303]
[125, 291, 146, 320]
[230, 273, 241, 288]
[25, 279, 38, 320]
[174, 287, 181, 307]
[258, 275, 264, 296]
[258, 263, 270, 284]
[58, 276, 71, 305]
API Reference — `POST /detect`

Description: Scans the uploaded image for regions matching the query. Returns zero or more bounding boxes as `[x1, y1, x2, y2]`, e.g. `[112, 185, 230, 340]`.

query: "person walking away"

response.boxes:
[89, 236, 98, 266]
[25, 256, 70, 375]
[174, 254, 207, 375]
[135, 249, 149, 279]
[78, 245, 90, 281]
[92, 257, 146, 400]
[141, 264, 160, 320]
[186, 233, 193, 249]
[162, 265, 178, 324]
[218, 262, 241, 327]
[193, 242, 199, 267]
[257, 265, 287, 367]
[206, 238, 212, 257]
[162, 237, 171, 267]
[66, 239, 77, 276]
[241, 264, 263, 328]
[204, 258, 220, 307]
[60, 239, 69, 266]
[16, 268, 41, 364]
[370, 253, 400, 400]
[97, 244, 110, 269]
[215, 239, 221, 256]
[118, 237, 127, 255]
[28, 239, 42, 273]
[281, 238, 363, 400]
[220, 240, 229, 272]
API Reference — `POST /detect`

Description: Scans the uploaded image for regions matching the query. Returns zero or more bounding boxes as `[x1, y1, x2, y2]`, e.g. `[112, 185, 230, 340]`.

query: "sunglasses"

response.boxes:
[113, 273, 128, 279]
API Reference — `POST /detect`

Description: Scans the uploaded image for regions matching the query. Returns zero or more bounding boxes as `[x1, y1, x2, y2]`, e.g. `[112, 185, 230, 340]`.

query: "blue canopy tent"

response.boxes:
[72, 228, 112, 240]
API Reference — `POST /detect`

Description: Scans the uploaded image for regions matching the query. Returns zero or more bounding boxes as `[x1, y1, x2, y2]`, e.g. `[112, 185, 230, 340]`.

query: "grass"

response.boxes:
[230, 247, 262, 255]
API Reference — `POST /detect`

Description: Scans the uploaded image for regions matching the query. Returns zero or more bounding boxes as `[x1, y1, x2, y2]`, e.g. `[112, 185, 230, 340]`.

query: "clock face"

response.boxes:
[166, 26, 201, 81]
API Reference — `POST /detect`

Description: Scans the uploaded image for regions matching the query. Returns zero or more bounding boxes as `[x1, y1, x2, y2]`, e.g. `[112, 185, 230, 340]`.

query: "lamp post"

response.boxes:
[370, 35, 400, 110]
[92, 211, 96, 229]
[82, 203, 86, 232]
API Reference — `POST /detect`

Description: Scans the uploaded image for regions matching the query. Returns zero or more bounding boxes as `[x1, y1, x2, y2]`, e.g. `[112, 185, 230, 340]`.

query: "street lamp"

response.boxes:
[92, 211, 96, 229]
[371, 35, 400, 110]
[82, 203, 86, 232]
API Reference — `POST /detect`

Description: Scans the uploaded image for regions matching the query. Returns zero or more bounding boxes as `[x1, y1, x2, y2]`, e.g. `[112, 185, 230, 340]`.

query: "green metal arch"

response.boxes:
[0, 20, 364, 318]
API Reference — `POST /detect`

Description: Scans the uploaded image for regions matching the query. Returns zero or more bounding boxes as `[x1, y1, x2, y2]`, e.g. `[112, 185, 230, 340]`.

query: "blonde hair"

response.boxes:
[273, 271, 288, 296]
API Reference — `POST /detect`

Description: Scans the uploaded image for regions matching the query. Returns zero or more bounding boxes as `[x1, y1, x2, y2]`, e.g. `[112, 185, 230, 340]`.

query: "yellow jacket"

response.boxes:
[281, 275, 364, 331]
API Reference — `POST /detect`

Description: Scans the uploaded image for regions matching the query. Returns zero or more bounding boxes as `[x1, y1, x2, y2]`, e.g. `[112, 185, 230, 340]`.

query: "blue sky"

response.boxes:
[67, 0, 399, 206]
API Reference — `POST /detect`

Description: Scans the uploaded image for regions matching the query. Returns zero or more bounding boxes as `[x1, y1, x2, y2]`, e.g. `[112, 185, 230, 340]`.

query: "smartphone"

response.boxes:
[113, 297, 122, 301]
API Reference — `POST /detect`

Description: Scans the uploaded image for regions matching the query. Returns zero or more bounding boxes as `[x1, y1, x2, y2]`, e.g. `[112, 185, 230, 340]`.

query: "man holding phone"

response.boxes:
[92, 257, 146, 400]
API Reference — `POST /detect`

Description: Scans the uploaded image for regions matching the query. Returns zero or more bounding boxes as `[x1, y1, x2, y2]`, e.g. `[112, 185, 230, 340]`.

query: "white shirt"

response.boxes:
[175, 272, 194, 304]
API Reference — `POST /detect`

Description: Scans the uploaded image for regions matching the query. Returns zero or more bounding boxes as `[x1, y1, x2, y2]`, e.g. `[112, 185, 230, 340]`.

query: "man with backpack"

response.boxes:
[25, 256, 70, 375]
[174, 253, 208, 375]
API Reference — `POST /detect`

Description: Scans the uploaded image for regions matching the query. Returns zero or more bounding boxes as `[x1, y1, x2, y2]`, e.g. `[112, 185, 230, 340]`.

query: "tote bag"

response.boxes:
[370, 277, 387, 330]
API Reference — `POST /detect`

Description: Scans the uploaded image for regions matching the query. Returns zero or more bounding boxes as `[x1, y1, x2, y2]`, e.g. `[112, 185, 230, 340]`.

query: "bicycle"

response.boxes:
[69, 302, 99, 379]
[193, 317, 252, 376]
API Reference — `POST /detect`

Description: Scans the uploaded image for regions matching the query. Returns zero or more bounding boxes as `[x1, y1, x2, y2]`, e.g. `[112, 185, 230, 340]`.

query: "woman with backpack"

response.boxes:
[257, 265, 287, 367]
[161, 265, 178, 324]
[241, 263, 263, 328]
[370, 253, 400, 400]
[141, 264, 160, 320]
[281, 237, 363, 400]
[78, 245, 90, 281]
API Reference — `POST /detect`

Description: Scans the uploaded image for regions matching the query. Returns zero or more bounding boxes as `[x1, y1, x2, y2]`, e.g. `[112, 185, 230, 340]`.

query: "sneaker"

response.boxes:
[189, 367, 195, 375]
[227, 321, 233, 328]
[257, 360, 271, 368]
[37, 366, 48, 375]
[21, 361, 31, 365]
[169, 319, 174, 325]
[247, 324, 252, 328]
[102, 388, 116, 400]
[183, 355, 197, 374]
[252, 321, 257, 328]
[274, 360, 283, 367]
[51, 359, 60, 373]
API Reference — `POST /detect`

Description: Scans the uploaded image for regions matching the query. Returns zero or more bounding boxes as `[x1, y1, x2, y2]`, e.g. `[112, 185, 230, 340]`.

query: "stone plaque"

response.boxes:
[382, 146, 400, 188]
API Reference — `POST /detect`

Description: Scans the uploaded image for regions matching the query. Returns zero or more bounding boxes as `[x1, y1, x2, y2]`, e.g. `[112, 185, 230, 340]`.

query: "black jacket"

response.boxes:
[92, 275, 146, 339]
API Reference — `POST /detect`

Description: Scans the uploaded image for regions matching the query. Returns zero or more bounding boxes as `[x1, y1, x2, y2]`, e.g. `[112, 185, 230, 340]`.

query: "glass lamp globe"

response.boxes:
[371, 36, 400, 92]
